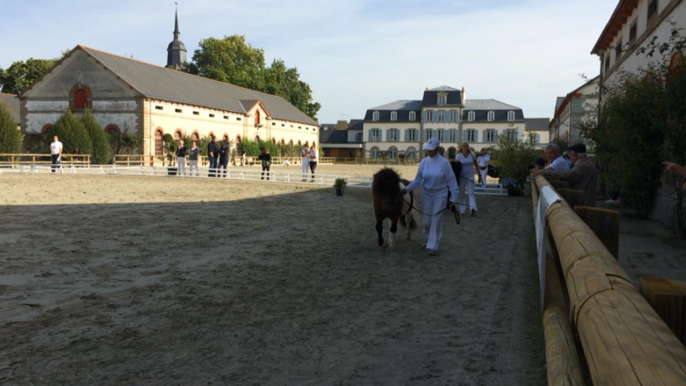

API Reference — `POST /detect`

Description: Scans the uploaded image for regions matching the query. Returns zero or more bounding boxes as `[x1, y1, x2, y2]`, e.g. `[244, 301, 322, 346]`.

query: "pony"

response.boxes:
[372, 168, 416, 250]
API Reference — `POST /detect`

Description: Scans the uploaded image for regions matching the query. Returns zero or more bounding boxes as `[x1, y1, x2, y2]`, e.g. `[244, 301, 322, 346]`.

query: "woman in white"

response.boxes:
[476, 148, 490, 187]
[456, 142, 479, 215]
[308, 146, 319, 182]
[405, 138, 458, 256]
[301, 145, 310, 181]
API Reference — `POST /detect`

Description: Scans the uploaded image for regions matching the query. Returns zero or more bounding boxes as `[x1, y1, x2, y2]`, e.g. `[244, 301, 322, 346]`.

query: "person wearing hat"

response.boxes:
[534, 143, 598, 207]
[404, 138, 459, 256]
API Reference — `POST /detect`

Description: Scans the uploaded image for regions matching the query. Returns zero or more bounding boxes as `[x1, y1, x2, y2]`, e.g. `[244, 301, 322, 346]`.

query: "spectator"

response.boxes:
[207, 135, 217, 177]
[301, 145, 310, 182]
[50, 135, 63, 173]
[456, 142, 479, 215]
[176, 140, 186, 176]
[544, 143, 570, 171]
[562, 151, 574, 169]
[534, 143, 598, 207]
[476, 148, 490, 187]
[258, 148, 272, 180]
[308, 145, 319, 182]
[189, 140, 199, 177]
[218, 140, 229, 177]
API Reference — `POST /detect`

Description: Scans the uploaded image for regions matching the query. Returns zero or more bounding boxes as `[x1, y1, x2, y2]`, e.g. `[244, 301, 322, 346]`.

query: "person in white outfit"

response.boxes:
[456, 142, 479, 215]
[50, 135, 63, 173]
[476, 148, 490, 186]
[405, 138, 458, 256]
[301, 145, 310, 182]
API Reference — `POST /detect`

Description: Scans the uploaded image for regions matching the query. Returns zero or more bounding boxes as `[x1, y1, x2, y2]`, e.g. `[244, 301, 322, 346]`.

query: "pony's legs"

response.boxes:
[388, 220, 398, 249]
[375, 221, 384, 248]
[404, 212, 413, 241]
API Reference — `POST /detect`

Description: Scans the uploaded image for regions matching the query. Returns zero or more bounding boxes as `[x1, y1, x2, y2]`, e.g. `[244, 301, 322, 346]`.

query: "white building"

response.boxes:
[549, 76, 599, 144]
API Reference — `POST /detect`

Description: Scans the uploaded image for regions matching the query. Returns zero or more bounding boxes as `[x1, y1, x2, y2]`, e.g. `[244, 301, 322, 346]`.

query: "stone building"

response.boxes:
[549, 76, 599, 144]
[19, 45, 319, 160]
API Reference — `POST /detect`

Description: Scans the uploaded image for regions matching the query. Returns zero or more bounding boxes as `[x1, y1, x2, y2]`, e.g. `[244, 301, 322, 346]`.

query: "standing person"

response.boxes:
[456, 142, 479, 215]
[301, 145, 310, 181]
[50, 135, 63, 173]
[534, 143, 599, 207]
[476, 148, 491, 187]
[188, 140, 199, 177]
[404, 138, 458, 256]
[308, 145, 319, 182]
[175, 139, 186, 176]
[258, 148, 272, 180]
[242, 152, 247, 167]
[207, 135, 217, 177]
[218, 140, 229, 178]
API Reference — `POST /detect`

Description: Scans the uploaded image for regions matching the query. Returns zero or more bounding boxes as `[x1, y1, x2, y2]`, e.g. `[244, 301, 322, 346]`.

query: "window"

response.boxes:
[224, 115, 229, 120]
[604, 56, 611, 72]
[437, 94, 446, 106]
[193, 111, 199, 115]
[647, 0, 658, 21]
[485, 129, 497, 143]
[504, 129, 516, 141]
[388, 146, 398, 159]
[209, 113, 215, 118]
[373, 111, 379, 121]
[407, 129, 418, 142]
[369, 128, 381, 142]
[438, 110, 445, 122]
[390, 111, 397, 121]
[388, 128, 399, 142]
[465, 129, 476, 142]
[468, 111, 475, 121]
[175, 108, 182, 113]
[154, 129, 163, 156]
[437, 129, 445, 142]
[409, 111, 416, 121]
[507, 111, 515, 121]
[155, 105, 163, 110]
[237, 117, 242, 121]
[192, 132, 199, 141]
[615, 40, 622, 61]
[425, 110, 433, 122]
[355, 132, 363, 142]
[426, 130, 435, 140]
[448, 129, 457, 142]
[370, 146, 380, 159]
[255, 110, 261, 126]
[629, 21, 637, 43]
[406, 146, 417, 159]
[487, 111, 495, 121]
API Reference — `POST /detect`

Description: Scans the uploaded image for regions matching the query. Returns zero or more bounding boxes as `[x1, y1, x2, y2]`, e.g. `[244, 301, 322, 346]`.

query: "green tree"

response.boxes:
[492, 129, 540, 192]
[80, 109, 110, 164]
[0, 58, 58, 94]
[238, 138, 261, 156]
[48, 109, 92, 156]
[0, 101, 23, 155]
[186, 35, 321, 120]
[109, 126, 143, 161]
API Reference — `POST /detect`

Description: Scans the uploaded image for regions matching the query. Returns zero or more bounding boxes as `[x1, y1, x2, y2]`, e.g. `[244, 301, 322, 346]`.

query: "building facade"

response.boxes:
[19, 45, 319, 159]
[549, 76, 599, 143]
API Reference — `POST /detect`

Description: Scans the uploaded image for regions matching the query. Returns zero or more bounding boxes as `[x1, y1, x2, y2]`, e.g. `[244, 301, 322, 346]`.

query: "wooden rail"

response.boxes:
[0, 153, 90, 164]
[533, 175, 686, 385]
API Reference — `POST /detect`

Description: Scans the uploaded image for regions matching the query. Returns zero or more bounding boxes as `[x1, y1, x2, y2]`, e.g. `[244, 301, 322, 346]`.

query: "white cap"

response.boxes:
[423, 138, 439, 151]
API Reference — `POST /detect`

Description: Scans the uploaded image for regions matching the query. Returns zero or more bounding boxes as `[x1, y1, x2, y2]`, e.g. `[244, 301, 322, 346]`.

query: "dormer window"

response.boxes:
[507, 111, 515, 121]
[409, 111, 416, 121]
[372, 111, 379, 121]
[390, 111, 397, 121]
[468, 111, 475, 122]
[487, 111, 495, 121]
[437, 94, 447, 106]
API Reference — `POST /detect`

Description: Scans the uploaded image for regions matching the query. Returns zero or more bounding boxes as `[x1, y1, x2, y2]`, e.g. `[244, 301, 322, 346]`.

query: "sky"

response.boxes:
[1, 0, 618, 123]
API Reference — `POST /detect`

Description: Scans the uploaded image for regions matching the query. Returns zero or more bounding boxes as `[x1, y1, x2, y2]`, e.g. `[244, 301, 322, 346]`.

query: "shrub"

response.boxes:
[0, 100, 23, 155]
[47, 109, 92, 155]
[81, 109, 110, 164]
[492, 130, 540, 190]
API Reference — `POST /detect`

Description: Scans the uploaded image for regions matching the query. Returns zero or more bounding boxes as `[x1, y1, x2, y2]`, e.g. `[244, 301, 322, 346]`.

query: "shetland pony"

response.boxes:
[372, 168, 416, 250]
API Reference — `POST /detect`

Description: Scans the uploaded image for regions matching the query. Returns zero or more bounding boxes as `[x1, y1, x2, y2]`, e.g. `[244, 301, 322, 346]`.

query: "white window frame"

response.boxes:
[466, 129, 476, 142]
[407, 129, 418, 142]
[409, 111, 416, 121]
[468, 111, 475, 122]
[373, 111, 379, 121]
[485, 129, 496, 143]
[505, 129, 516, 141]
[487, 111, 495, 121]
[437, 129, 445, 142]
[389, 128, 399, 142]
[437, 95, 446, 106]
[507, 111, 515, 121]
[390, 111, 397, 121]
[371, 128, 381, 142]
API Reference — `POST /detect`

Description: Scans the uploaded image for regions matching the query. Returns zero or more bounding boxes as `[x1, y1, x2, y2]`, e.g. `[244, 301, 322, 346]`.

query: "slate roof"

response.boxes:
[348, 119, 363, 131]
[463, 99, 524, 121]
[369, 100, 422, 111]
[525, 118, 551, 131]
[464, 99, 521, 111]
[0, 93, 20, 123]
[320, 119, 364, 144]
[421, 86, 463, 106]
[54, 46, 318, 126]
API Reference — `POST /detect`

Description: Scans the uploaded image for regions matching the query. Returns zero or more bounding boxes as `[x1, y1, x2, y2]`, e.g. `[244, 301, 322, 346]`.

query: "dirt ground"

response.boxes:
[0, 165, 544, 385]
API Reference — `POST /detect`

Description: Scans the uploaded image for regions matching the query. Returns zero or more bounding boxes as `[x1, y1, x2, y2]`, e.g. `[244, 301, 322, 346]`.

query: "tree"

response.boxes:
[491, 130, 540, 193]
[0, 58, 58, 94]
[80, 109, 110, 164]
[108, 125, 143, 161]
[47, 109, 92, 156]
[185, 35, 321, 120]
[0, 101, 23, 155]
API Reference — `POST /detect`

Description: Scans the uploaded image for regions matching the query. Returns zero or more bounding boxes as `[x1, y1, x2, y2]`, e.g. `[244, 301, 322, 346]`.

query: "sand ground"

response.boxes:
[0, 165, 543, 385]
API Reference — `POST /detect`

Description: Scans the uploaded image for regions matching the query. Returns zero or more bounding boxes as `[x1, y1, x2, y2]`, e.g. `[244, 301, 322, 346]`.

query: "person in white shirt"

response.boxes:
[405, 138, 458, 256]
[308, 146, 319, 182]
[50, 135, 63, 173]
[456, 142, 479, 215]
[476, 148, 491, 187]
[301, 145, 310, 181]
[544, 143, 570, 172]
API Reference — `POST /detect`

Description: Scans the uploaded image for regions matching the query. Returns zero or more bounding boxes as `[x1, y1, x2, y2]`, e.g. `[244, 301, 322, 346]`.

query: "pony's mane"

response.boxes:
[373, 168, 401, 197]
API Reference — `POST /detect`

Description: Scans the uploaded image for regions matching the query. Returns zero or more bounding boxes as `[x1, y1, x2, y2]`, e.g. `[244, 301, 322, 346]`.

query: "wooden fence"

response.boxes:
[0, 153, 90, 165]
[532, 175, 686, 385]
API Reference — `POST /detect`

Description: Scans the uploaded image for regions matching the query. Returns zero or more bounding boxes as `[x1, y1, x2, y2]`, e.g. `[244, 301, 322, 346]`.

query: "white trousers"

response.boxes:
[479, 168, 488, 186]
[302, 158, 309, 179]
[458, 174, 477, 213]
[189, 160, 198, 176]
[177, 157, 186, 176]
[421, 188, 449, 251]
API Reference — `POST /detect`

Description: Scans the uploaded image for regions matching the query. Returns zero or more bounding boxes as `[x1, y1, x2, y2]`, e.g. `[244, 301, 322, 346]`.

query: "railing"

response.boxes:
[0, 153, 90, 165]
[532, 175, 686, 385]
[112, 155, 337, 167]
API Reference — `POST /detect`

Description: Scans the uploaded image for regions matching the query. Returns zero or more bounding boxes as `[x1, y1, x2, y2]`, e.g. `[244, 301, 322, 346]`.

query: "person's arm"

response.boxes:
[405, 163, 424, 192]
[446, 162, 458, 203]
[663, 162, 686, 178]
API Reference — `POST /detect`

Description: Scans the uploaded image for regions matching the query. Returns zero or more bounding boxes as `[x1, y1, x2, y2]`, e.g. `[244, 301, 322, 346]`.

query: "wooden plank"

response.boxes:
[667, 279, 686, 347]
[639, 277, 684, 341]
[574, 207, 621, 260]
[549, 180, 570, 191]
[557, 188, 586, 210]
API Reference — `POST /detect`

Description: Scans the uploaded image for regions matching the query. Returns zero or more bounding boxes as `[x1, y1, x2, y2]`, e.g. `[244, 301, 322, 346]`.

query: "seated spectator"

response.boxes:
[544, 144, 570, 171]
[534, 143, 598, 207]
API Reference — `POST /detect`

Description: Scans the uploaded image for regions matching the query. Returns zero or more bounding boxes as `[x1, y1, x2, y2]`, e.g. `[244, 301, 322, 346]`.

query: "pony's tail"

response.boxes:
[399, 212, 417, 230]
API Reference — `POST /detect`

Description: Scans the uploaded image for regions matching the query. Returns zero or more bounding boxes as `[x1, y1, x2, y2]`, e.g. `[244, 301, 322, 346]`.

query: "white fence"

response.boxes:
[0, 163, 508, 195]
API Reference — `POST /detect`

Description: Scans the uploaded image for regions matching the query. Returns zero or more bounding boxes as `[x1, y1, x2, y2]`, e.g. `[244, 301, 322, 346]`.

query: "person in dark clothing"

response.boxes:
[207, 136, 218, 177]
[176, 140, 186, 176]
[218, 140, 229, 178]
[258, 148, 272, 180]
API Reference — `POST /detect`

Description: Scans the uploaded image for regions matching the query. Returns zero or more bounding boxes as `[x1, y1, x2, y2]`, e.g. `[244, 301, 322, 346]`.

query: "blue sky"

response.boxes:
[1, 0, 618, 123]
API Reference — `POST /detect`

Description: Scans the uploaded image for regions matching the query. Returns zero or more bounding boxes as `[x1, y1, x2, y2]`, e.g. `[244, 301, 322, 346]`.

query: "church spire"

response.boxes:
[166, 3, 187, 69]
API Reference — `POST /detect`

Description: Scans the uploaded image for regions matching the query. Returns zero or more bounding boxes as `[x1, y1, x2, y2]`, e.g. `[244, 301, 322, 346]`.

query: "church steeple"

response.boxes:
[166, 4, 187, 69]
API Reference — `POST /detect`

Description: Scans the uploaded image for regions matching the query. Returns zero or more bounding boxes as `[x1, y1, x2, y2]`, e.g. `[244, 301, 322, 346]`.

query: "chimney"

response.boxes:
[336, 120, 348, 130]
[461, 87, 466, 102]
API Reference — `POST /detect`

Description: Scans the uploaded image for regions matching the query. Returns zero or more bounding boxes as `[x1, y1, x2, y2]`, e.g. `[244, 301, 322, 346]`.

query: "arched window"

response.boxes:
[74, 90, 88, 109]
[191, 132, 200, 142]
[69, 84, 92, 111]
[370, 146, 380, 159]
[255, 110, 261, 126]
[105, 125, 121, 135]
[406, 146, 417, 160]
[255, 135, 261, 142]
[41, 124, 53, 134]
[409, 111, 416, 121]
[468, 111, 475, 121]
[388, 146, 398, 159]
[154, 128, 164, 156]
[174, 129, 183, 139]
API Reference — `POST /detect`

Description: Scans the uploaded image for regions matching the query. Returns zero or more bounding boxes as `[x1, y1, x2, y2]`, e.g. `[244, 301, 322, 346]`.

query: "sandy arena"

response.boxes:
[0, 164, 543, 385]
